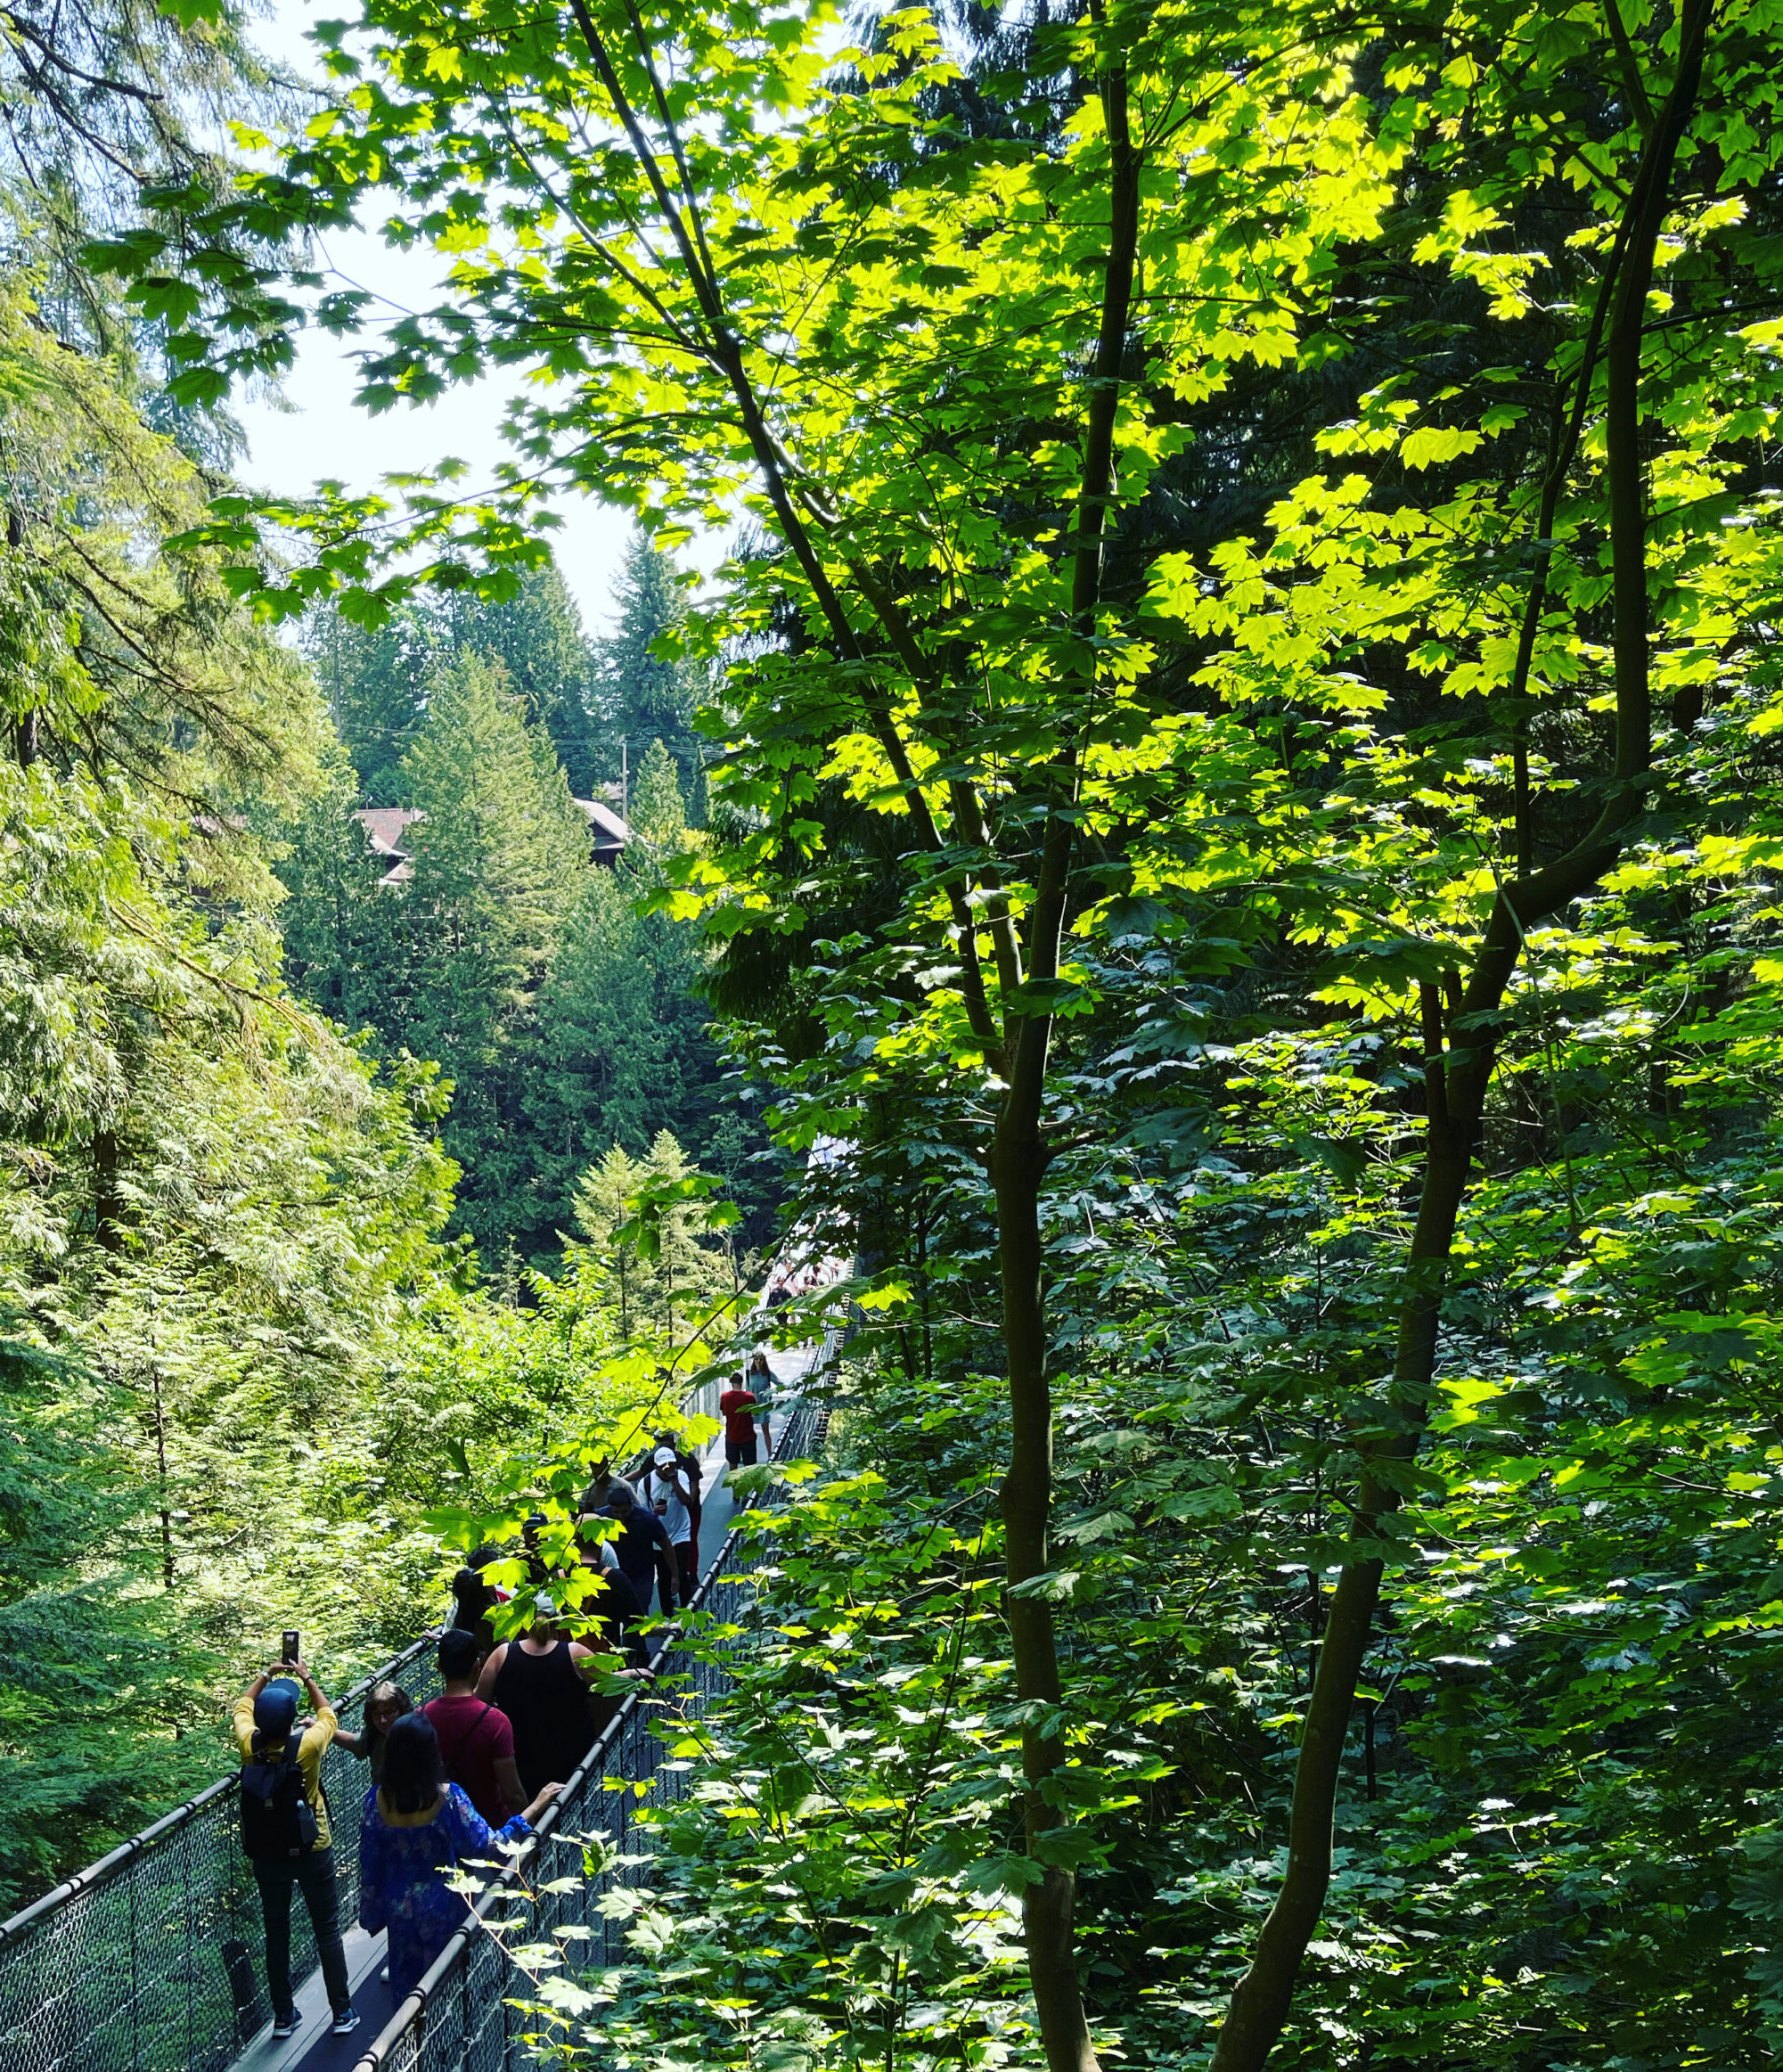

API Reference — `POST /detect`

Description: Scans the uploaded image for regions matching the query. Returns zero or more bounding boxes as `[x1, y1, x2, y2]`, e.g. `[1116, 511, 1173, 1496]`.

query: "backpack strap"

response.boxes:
[282, 1722, 330, 1840]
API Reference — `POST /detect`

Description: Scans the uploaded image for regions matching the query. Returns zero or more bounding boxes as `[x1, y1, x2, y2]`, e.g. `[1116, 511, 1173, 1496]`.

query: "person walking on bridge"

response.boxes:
[652, 1429, 702, 1569]
[747, 1350, 776, 1454]
[643, 1445, 698, 1606]
[423, 1628, 526, 1827]
[600, 1481, 678, 1616]
[570, 1514, 648, 1661]
[357, 1713, 560, 2002]
[720, 1372, 762, 1470]
[450, 1546, 511, 1654]
[233, 1660, 360, 2043]
[475, 1596, 602, 1798]
[580, 1456, 640, 1514]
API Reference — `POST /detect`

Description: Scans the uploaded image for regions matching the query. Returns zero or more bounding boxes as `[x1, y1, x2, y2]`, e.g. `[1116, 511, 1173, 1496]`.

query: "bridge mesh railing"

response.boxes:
[0, 1632, 446, 2072]
[0, 1328, 838, 2072]
[345, 1379, 834, 2072]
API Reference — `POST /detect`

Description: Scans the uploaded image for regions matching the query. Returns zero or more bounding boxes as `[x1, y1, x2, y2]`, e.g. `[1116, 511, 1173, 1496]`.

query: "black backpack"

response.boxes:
[240, 1733, 321, 1862]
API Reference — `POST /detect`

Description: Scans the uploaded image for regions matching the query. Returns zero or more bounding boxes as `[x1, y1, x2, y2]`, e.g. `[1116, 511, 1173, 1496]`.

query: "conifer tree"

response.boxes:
[305, 602, 443, 806]
[593, 535, 704, 812]
[401, 654, 589, 1252]
[444, 561, 598, 796]
[628, 737, 685, 846]
[269, 738, 417, 1040]
[570, 1132, 729, 1340]
[526, 860, 715, 1212]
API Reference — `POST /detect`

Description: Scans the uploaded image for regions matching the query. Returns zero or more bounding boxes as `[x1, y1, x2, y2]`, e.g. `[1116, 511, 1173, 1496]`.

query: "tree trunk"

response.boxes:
[986, 28, 1141, 2065]
[992, 1085, 1089, 2072]
[1207, 12, 1713, 2066]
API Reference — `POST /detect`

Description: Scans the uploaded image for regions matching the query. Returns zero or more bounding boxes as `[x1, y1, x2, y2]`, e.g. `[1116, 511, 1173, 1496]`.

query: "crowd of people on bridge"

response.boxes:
[233, 1357, 790, 2048]
[761, 1251, 850, 1311]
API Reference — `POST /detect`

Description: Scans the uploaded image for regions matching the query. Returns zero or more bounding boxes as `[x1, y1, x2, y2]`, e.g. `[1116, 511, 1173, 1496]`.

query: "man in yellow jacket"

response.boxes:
[233, 1659, 361, 2042]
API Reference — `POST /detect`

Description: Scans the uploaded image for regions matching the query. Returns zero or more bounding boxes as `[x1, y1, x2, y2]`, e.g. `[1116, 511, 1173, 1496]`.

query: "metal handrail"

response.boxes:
[0, 1332, 832, 2072]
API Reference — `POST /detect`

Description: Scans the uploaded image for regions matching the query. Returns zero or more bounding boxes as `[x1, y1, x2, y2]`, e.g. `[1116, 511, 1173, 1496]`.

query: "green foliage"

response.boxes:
[306, 559, 596, 805]
[69, 0, 1783, 2063]
[0, 1322, 218, 1908]
[446, 562, 600, 797]
[0, 274, 712, 1911]
[1, 0, 297, 463]
[306, 602, 443, 807]
[522, 1426, 1035, 2072]
[521, 872, 724, 1234]
[266, 735, 416, 1032]
[280, 560, 757, 1264]
[569, 1133, 739, 1342]
[628, 738, 685, 847]
[595, 535, 705, 815]
[388, 651, 586, 1254]
[404, 654, 590, 1059]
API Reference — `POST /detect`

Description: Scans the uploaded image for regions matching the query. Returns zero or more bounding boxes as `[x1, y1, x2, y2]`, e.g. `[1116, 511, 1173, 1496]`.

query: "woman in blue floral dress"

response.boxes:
[359, 1713, 562, 1999]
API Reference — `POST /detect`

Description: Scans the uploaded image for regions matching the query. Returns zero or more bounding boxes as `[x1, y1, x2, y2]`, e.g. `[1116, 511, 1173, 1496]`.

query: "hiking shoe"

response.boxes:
[331, 2007, 362, 2037]
[271, 2010, 301, 2041]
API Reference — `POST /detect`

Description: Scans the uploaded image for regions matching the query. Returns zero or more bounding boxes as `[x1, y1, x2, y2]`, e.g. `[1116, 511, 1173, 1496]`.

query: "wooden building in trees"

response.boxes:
[351, 796, 628, 887]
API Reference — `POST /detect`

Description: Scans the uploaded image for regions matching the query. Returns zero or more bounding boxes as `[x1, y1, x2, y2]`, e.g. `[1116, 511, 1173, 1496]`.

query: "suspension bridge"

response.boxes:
[0, 1329, 840, 2072]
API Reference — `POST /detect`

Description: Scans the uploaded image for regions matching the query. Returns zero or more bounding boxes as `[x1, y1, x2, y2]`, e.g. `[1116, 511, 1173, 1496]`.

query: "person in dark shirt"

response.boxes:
[568, 1547, 646, 1656]
[520, 1512, 555, 1591]
[602, 1484, 677, 1615]
[568, 1513, 645, 1632]
[563, 1536, 650, 1727]
[474, 1597, 601, 1799]
[449, 1547, 510, 1655]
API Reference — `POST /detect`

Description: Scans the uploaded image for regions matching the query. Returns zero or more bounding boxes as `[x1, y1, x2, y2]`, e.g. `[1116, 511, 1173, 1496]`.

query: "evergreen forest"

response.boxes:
[6, 0, 1783, 2068]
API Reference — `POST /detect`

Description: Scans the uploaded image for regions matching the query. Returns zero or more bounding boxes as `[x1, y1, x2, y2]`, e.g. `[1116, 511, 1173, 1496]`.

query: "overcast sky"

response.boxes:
[233, 0, 635, 627]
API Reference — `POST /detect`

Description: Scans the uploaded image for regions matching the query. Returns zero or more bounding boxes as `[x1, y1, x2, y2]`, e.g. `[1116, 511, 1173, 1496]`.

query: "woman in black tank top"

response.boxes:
[489, 1636, 597, 1799]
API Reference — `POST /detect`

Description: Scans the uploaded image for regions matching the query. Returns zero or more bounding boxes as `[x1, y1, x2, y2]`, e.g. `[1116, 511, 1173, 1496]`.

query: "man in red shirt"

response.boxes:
[422, 1627, 525, 1827]
[719, 1372, 761, 1469]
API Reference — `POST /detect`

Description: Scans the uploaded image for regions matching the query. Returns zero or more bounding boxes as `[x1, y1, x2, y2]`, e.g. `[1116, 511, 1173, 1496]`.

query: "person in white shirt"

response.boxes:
[643, 1445, 697, 1604]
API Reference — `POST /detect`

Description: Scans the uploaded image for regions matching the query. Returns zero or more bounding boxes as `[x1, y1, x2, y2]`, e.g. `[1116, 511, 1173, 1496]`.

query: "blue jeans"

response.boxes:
[253, 1846, 351, 2019]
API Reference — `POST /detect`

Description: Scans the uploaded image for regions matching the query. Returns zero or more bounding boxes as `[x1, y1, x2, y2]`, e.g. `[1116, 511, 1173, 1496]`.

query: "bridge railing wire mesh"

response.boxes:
[345, 1370, 835, 2072]
[0, 1631, 446, 2072]
[0, 1324, 838, 2072]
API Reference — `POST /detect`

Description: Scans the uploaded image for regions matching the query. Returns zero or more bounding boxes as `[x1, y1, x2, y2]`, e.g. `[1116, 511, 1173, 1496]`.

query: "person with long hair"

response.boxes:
[357, 1713, 560, 1999]
[746, 1350, 776, 1454]
[334, 1681, 413, 1783]
[449, 1545, 511, 1653]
